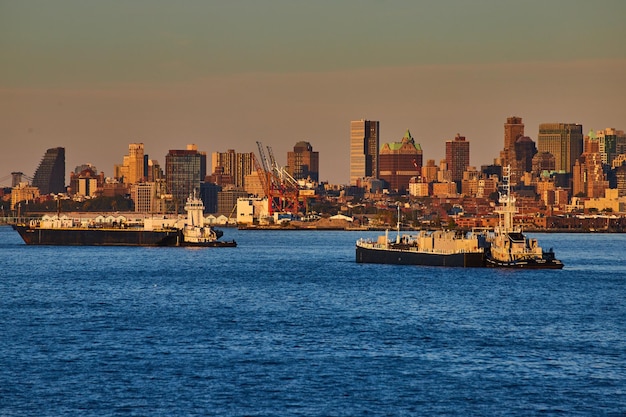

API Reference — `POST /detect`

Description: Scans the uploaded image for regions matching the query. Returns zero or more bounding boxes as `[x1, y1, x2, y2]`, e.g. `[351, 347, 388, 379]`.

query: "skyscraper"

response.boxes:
[500, 116, 524, 168]
[537, 123, 583, 173]
[211, 149, 254, 189]
[572, 133, 607, 198]
[127, 143, 145, 184]
[287, 141, 319, 182]
[115, 143, 145, 184]
[32, 147, 65, 194]
[350, 119, 379, 185]
[379, 129, 422, 192]
[165, 144, 207, 210]
[445, 134, 470, 193]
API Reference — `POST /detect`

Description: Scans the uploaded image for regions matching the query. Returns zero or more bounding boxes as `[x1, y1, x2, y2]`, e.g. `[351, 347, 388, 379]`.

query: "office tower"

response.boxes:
[165, 144, 207, 210]
[287, 141, 319, 182]
[500, 116, 525, 168]
[537, 123, 583, 173]
[146, 159, 164, 182]
[115, 143, 145, 184]
[596, 128, 625, 165]
[445, 134, 470, 193]
[131, 182, 158, 213]
[211, 149, 254, 188]
[421, 159, 438, 183]
[127, 143, 144, 184]
[69, 165, 104, 197]
[572, 133, 607, 198]
[32, 147, 65, 194]
[512, 136, 537, 184]
[532, 152, 556, 175]
[379, 129, 423, 192]
[350, 119, 379, 185]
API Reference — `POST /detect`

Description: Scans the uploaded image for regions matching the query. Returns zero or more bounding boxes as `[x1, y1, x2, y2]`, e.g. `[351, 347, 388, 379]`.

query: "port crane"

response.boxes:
[254, 141, 303, 215]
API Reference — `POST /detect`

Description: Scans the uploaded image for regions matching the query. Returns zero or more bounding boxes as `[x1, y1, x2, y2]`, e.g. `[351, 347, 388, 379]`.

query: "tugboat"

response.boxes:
[484, 166, 563, 269]
[356, 205, 485, 267]
[179, 191, 236, 247]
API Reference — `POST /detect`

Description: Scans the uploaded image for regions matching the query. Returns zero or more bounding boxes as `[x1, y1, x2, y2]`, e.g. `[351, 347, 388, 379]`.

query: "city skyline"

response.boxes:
[1, 1, 625, 184]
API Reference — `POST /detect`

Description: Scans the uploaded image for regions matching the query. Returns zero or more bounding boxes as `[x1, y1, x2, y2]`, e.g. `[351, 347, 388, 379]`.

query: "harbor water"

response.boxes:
[1, 226, 625, 416]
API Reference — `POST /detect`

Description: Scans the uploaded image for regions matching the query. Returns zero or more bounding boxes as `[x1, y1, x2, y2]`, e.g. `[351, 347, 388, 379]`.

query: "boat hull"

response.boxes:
[356, 244, 485, 267]
[12, 224, 237, 247]
[485, 257, 564, 269]
[12, 224, 181, 246]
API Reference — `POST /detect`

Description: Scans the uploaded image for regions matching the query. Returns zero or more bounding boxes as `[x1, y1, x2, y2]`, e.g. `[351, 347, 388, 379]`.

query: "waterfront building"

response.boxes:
[243, 171, 264, 198]
[10, 182, 40, 210]
[131, 182, 162, 213]
[165, 144, 207, 210]
[537, 123, 583, 173]
[217, 188, 250, 216]
[287, 141, 319, 182]
[379, 129, 423, 193]
[32, 147, 65, 195]
[211, 149, 254, 189]
[350, 119, 380, 186]
[445, 134, 470, 193]
[199, 182, 221, 213]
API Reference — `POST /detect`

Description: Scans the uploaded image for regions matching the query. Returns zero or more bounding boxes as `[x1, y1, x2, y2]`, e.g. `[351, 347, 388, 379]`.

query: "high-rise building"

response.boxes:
[596, 128, 625, 165]
[500, 116, 524, 168]
[512, 136, 538, 184]
[128, 143, 145, 184]
[69, 165, 104, 197]
[146, 159, 164, 182]
[379, 129, 423, 192]
[287, 141, 319, 182]
[32, 147, 65, 194]
[572, 133, 608, 198]
[115, 143, 145, 184]
[165, 144, 207, 210]
[445, 134, 470, 193]
[211, 149, 254, 188]
[421, 159, 438, 183]
[537, 123, 583, 173]
[350, 119, 379, 185]
[532, 152, 556, 175]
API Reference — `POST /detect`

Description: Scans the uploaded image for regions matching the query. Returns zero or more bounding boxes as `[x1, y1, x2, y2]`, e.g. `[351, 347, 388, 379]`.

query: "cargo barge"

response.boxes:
[356, 204, 485, 268]
[12, 192, 236, 248]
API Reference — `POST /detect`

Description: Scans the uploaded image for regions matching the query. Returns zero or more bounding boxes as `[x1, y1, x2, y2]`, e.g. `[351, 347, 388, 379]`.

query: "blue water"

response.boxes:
[1, 226, 625, 416]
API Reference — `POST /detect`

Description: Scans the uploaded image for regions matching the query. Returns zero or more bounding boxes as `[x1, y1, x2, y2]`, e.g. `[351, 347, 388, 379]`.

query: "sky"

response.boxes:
[1, 0, 625, 186]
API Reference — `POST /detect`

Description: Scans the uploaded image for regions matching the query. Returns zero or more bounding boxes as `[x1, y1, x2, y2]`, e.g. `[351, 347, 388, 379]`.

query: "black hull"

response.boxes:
[485, 257, 564, 269]
[12, 225, 236, 247]
[356, 245, 485, 267]
[179, 240, 237, 248]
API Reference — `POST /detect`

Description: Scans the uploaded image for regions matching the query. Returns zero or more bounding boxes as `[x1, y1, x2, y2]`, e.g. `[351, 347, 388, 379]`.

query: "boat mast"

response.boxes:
[496, 165, 517, 233]
[396, 202, 401, 243]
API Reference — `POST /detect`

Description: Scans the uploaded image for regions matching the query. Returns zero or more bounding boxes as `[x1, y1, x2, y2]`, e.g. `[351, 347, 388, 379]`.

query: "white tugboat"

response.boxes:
[484, 166, 563, 269]
[179, 191, 236, 247]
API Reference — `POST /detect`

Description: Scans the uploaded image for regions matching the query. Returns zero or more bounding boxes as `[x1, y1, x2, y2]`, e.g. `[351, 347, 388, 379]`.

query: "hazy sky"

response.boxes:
[1, 0, 625, 185]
